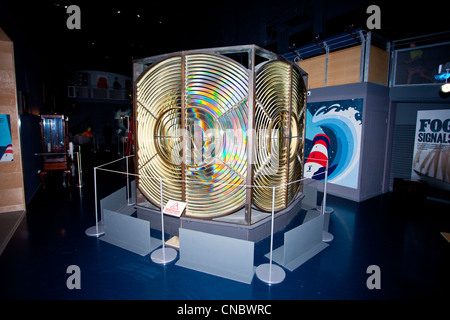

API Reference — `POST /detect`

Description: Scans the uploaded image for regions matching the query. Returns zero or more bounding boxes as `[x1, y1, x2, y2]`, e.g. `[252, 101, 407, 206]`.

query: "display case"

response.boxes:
[39, 114, 71, 188]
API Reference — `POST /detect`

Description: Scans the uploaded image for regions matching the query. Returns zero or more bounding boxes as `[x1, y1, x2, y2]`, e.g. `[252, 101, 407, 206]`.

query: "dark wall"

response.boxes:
[67, 101, 128, 146]
[1, 3, 65, 205]
[387, 84, 450, 197]
[20, 115, 42, 204]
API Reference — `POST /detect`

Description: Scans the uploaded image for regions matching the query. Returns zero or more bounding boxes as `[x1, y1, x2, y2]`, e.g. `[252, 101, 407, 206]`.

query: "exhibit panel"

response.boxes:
[411, 109, 450, 188]
[305, 98, 363, 190]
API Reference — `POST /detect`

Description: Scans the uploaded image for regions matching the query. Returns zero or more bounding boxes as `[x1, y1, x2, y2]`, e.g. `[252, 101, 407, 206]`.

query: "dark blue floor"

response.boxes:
[1, 153, 449, 300]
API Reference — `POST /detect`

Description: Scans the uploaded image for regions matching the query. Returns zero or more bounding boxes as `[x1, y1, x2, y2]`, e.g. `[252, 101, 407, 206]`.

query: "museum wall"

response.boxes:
[359, 84, 390, 199]
[0, 28, 25, 212]
[298, 45, 389, 89]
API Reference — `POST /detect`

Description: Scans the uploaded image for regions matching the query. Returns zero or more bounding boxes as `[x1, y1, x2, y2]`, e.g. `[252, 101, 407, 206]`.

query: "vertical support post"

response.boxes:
[78, 148, 82, 186]
[322, 160, 328, 216]
[181, 51, 186, 203]
[133, 76, 139, 202]
[85, 166, 105, 236]
[388, 42, 396, 87]
[94, 167, 98, 234]
[150, 177, 177, 264]
[322, 160, 334, 242]
[285, 66, 293, 207]
[323, 41, 329, 87]
[268, 186, 275, 282]
[126, 155, 130, 205]
[245, 45, 256, 225]
[255, 186, 286, 285]
[126, 115, 130, 156]
[76, 147, 83, 188]
[160, 177, 166, 259]
[385, 41, 391, 84]
[363, 31, 372, 83]
[359, 30, 366, 83]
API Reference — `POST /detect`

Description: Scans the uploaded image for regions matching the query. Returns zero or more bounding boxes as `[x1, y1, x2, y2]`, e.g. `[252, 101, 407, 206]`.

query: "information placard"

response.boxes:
[163, 200, 186, 217]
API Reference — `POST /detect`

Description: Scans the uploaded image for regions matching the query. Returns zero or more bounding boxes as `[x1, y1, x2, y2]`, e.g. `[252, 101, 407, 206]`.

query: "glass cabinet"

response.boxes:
[39, 114, 71, 187]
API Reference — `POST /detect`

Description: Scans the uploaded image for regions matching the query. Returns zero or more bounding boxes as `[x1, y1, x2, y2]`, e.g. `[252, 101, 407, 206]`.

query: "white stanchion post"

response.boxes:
[76, 147, 83, 188]
[255, 186, 286, 285]
[126, 156, 131, 205]
[150, 177, 177, 264]
[161, 177, 166, 260]
[85, 167, 105, 237]
[322, 160, 328, 216]
[322, 160, 334, 242]
[126, 155, 135, 206]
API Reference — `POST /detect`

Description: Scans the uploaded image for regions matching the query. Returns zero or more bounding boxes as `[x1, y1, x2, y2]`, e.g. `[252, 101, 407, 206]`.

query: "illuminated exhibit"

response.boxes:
[4, 0, 450, 297]
[134, 45, 307, 222]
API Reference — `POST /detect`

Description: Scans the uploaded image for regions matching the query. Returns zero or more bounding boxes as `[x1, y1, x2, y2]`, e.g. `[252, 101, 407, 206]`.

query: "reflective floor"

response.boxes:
[0, 152, 449, 300]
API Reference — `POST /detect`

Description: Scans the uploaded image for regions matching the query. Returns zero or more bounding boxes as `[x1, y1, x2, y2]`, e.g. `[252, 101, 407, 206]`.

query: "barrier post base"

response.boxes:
[323, 231, 334, 242]
[151, 247, 177, 264]
[256, 263, 285, 285]
[85, 225, 105, 237]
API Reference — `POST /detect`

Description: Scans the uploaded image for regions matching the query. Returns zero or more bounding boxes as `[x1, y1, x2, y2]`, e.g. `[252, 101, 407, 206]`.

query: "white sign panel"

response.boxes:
[163, 200, 186, 217]
[411, 109, 450, 189]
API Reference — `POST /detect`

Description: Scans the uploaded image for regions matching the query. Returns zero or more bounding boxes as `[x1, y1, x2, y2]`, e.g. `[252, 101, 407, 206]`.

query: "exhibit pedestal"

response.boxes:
[136, 193, 304, 242]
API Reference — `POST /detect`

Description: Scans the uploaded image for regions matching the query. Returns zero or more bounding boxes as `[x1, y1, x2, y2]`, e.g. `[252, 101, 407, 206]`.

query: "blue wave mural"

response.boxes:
[304, 99, 363, 189]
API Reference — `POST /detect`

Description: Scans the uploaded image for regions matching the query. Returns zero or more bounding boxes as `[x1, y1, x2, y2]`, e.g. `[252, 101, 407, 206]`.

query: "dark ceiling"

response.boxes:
[1, 0, 448, 77]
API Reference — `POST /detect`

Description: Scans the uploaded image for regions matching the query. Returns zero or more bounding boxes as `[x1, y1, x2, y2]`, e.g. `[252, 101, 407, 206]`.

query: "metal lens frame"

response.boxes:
[135, 46, 306, 220]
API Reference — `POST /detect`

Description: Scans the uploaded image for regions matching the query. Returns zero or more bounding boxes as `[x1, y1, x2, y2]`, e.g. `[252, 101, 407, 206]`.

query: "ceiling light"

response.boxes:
[441, 83, 450, 93]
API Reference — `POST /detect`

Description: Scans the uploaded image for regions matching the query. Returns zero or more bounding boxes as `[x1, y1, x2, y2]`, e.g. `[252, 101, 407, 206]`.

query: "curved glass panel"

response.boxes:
[135, 52, 306, 219]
